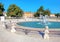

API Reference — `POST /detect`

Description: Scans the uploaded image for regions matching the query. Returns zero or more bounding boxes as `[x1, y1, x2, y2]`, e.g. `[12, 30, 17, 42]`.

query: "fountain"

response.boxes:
[43, 15, 49, 25]
[39, 12, 49, 25]
[39, 14, 49, 26]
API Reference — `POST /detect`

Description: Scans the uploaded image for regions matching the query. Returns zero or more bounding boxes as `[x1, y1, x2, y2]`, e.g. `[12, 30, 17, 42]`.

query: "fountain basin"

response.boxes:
[17, 21, 60, 29]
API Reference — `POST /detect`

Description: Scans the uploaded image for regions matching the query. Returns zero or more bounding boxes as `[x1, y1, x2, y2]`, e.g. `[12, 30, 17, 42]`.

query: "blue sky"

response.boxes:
[0, 0, 60, 13]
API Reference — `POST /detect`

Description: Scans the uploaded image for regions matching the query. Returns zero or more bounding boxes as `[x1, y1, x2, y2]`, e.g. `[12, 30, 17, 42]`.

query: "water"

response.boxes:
[39, 15, 49, 26]
[17, 21, 60, 29]
[17, 15, 60, 29]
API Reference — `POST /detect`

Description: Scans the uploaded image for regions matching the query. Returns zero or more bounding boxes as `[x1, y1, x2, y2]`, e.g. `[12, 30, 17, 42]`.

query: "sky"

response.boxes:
[0, 0, 60, 13]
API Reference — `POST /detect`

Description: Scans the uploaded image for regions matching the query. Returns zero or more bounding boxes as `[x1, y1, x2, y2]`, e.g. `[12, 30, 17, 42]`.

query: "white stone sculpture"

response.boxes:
[11, 23, 16, 33]
[44, 26, 49, 39]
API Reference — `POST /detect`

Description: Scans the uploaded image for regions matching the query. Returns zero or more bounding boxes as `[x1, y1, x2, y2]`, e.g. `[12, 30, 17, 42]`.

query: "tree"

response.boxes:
[34, 6, 51, 17]
[7, 4, 23, 17]
[44, 9, 50, 16]
[37, 6, 44, 14]
[0, 3, 5, 16]
[34, 6, 44, 17]
[55, 13, 60, 18]
[34, 12, 40, 17]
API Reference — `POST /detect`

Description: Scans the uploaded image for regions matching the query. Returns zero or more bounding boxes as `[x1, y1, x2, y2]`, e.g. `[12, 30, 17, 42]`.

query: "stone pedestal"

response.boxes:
[1, 16, 5, 22]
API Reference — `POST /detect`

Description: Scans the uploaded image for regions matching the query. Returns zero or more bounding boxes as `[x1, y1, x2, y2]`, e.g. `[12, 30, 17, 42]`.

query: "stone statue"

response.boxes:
[11, 23, 16, 33]
[44, 26, 49, 39]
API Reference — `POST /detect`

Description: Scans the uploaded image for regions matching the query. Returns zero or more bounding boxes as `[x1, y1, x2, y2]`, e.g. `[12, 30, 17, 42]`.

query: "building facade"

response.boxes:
[23, 12, 34, 18]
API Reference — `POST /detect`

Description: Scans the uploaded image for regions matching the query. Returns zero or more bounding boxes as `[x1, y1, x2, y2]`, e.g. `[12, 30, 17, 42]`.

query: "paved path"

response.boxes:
[0, 22, 60, 42]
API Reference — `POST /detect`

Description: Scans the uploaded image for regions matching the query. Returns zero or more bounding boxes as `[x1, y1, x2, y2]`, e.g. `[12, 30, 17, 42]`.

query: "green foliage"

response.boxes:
[44, 9, 50, 16]
[7, 4, 23, 17]
[34, 12, 40, 17]
[34, 6, 44, 17]
[0, 3, 5, 16]
[55, 13, 60, 18]
[37, 6, 44, 13]
[34, 6, 51, 17]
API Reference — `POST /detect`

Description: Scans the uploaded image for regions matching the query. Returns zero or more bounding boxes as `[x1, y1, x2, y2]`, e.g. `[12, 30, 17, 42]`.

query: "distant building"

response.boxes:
[50, 14, 55, 17]
[23, 12, 34, 18]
